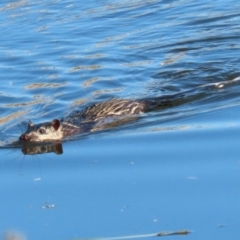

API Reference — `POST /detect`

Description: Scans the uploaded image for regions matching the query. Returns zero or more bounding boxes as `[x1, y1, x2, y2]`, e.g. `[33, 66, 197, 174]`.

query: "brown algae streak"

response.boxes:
[0, 110, 28, 125]
[69, 65, 101, 72]
[24, 82, 67, 90]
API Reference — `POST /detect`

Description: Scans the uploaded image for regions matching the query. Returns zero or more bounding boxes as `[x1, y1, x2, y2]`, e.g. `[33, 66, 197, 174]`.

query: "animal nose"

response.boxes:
[19, 134, 28, 141]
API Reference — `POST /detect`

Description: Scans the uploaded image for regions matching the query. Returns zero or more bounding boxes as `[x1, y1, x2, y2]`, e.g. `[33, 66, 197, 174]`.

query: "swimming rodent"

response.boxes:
[19, 77, 240, 143]
[19, 98, 159, 142]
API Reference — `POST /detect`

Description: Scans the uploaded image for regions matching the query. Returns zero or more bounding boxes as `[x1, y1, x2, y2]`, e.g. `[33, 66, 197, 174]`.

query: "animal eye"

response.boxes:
[38, 128, 46, 134]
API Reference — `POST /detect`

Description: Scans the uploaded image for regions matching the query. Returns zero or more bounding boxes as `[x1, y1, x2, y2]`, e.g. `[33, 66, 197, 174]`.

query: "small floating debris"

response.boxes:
[157, 230, 190, 237]
[34, 177, 41, 181]
[41, 202, 55, 209]
[71, 230, 191, 240]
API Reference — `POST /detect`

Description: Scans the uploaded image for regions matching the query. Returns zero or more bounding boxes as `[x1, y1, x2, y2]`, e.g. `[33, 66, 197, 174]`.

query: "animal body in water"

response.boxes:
[17, 93, 207, 142]
[19, 98, 162, 142]
[19, 77, 240, 143]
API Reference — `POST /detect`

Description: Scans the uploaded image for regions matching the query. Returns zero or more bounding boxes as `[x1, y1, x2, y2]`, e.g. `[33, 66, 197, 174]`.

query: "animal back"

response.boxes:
[81, 99, 147, 121]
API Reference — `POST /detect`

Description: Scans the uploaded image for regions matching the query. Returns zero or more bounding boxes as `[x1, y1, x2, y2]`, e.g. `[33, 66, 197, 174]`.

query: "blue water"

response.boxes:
[1, 0, 240, 240]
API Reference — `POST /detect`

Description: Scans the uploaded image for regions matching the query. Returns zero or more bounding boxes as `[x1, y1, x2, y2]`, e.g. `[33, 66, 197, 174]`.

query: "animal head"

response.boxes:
[19, 119, 63, 142]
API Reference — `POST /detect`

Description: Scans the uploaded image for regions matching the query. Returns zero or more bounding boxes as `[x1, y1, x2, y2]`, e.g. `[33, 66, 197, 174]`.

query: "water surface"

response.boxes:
[1, 0, 240, 239]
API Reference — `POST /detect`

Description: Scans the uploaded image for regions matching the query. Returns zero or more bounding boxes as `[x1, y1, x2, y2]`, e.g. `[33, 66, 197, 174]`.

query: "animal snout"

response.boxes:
[19, 134, 28, 141]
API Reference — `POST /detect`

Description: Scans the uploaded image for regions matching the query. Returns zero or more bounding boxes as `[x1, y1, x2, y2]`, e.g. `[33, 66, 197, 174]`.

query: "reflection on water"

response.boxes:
[21, 142, 63, 155]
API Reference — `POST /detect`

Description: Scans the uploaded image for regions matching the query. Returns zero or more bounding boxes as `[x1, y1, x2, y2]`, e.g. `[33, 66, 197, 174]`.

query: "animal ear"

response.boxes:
[28, 120, 34, 127]
[52, 119, 61, 131]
